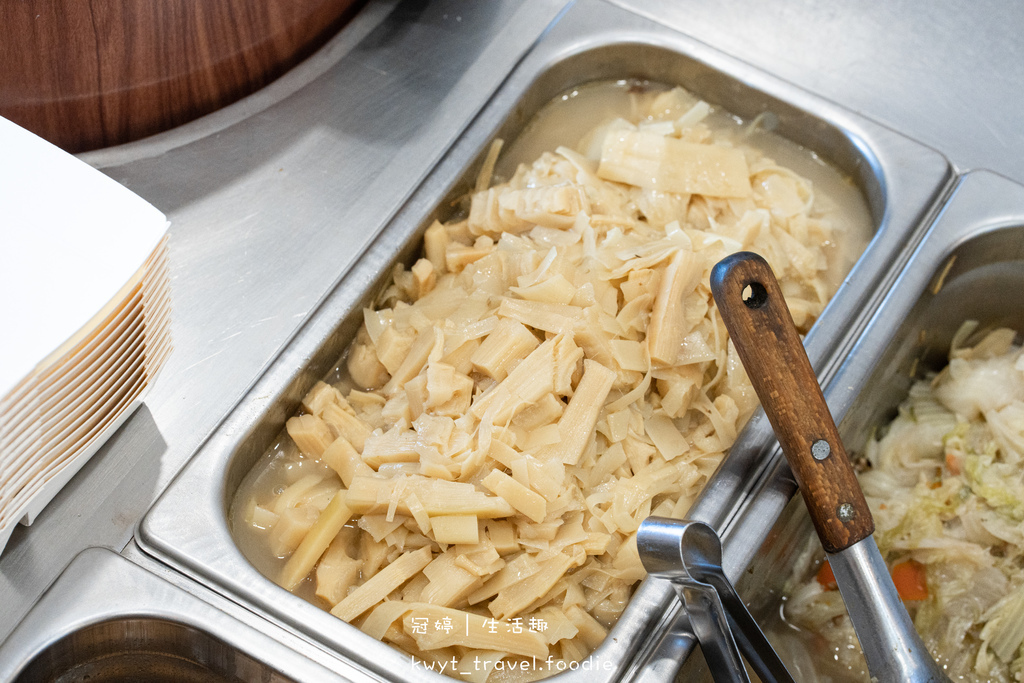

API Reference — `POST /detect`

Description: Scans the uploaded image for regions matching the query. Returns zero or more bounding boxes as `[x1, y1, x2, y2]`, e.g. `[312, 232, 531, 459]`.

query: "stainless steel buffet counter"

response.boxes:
[3, 0, 1024, 677]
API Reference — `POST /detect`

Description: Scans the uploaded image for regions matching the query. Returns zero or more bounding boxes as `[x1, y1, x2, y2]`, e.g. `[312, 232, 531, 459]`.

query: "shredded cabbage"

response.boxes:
[777, 325, 1024, 682]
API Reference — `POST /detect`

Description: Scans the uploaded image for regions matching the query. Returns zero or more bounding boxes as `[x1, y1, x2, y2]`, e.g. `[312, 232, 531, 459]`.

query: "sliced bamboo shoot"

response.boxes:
[610, 339, 649, 373]
[301, 381, 343, 416]
[348, 342, 391, 390]
[374, 325, 414, 375]
[645, 413, 689, 460]
[471, 334, 581, 425]
[471, 319, 540, 381]
[496, 298, 581, 335]
[430, 514, 480, 545]
[272, 474, 326, 515]
[597, 130, 751, 198]
[361, 428, 420, 469]
[278, 491, 353, 590]
[468, 553, 541, 605]
[485, 520, 518, 555]
[566, 604, 608, 649]
[383, 328, 437, 395]
[481, 470, 546, 523]
[411, 258, 436, 298]
[541, 359, 615, 466]
[315, 538, 361, 606]
[321, 403, 371, 453]
[510, 272, 577, 305]
[647, 249, 701, 366]
[286, 414, 334, 458]
[322, 437, 361, 488]
[511, 393, 564, 431]
[346, 476, 516, 518]
[330, 546, 433, 621]
[424, 220, 449, 273]
[421, 551, 483, 607]
[489, 553, 575, 620]
[268, 505, 320, 557]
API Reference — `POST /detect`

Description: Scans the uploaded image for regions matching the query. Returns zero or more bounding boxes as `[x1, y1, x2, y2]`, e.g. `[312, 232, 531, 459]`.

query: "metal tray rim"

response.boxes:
[705, 168, 1024, 679]
[136, 1, 954, 681]
[0, 547, 359, 682]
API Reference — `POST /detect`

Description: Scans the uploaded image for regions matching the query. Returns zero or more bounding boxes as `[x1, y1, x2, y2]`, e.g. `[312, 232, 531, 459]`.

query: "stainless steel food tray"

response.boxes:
[710, 169, 1024, 678]
[137, 1, 953, 681]
[0, 547, 369, 682]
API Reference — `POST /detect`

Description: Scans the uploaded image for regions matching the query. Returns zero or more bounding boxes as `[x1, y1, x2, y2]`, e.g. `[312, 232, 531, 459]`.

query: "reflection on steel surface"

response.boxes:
[138, 1, 952, 681]
[0, 548, 360, 682]
[732, 171, 1024, 681]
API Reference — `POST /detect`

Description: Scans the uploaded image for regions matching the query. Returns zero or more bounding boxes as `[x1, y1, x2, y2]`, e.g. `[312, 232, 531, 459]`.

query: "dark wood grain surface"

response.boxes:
[0, 0, 363, 152]
[711, 251, 874, 553]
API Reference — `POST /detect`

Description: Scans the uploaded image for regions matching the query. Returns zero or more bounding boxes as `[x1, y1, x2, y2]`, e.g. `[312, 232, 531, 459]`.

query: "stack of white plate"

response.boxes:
[0, 117, 172, 554]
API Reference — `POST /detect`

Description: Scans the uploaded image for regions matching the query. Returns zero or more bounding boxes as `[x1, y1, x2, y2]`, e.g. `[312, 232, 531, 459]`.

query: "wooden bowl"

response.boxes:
[0, 0, 364, 153]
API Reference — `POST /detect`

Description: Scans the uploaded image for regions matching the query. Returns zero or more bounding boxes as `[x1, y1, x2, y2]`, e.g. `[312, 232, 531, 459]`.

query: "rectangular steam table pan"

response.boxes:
[0, 547, 369, 682]
[711, 169, 1024, 679]
[136, 0, 953, 681]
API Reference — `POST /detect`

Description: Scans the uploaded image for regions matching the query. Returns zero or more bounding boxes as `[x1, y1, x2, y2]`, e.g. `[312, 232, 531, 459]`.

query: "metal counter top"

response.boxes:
[624, 0, 1024, 183]
[0, 0, 569, 641]
[2, 0, 1022, 658]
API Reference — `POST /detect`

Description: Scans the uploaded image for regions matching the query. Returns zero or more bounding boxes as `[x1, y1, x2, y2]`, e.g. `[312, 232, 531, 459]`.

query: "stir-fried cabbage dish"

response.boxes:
[776, 325, 1024, 682]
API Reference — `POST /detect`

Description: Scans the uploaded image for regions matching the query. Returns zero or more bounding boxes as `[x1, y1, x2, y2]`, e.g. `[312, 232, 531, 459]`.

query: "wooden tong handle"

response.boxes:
[710, 252, 873, 553]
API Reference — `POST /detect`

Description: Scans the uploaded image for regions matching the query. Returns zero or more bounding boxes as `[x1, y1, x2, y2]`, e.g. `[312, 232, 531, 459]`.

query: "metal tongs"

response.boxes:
[639, 517, 793, 683]
[638, 252, 950, 682]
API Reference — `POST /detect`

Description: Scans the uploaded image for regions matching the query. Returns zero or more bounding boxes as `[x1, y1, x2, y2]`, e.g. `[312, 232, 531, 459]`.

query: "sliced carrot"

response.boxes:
[816, 559, 837, 590]
[945, 452, 961, 475]
[891, 559, 928, 601]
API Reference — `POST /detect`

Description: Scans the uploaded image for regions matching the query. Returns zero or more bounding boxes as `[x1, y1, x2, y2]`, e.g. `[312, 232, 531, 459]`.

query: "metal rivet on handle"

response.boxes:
[837, 503, 856, 522]
[811, 439, 831, 461]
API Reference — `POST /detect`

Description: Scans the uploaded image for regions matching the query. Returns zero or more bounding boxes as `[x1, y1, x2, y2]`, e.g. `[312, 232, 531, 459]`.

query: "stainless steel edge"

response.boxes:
[7, 0, 1024, 679]
[135, 2, 955, 682]
[0, 547, 369, 682]
[713, 170, 1024, 674]
[0, 0, 570, 643]
[612, 0, 1024, 187]
[119, 539, 385, 682]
